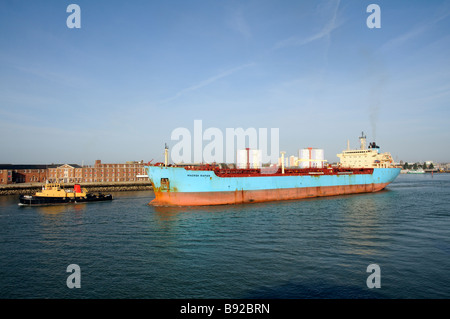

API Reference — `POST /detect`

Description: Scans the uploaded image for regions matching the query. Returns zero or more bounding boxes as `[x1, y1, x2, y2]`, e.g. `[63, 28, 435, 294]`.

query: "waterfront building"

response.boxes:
[0, 164, 56, 184]
[0, 160, 148, 185]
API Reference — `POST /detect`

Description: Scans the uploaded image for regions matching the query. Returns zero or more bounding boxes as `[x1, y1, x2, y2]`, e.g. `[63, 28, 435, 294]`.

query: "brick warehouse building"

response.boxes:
[0, 160, 148, 185]
[0, 164, 58, 184]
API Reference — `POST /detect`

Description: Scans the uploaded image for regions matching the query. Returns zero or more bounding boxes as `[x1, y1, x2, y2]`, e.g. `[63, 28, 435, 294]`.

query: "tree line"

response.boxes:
[402, 162, 434, 170]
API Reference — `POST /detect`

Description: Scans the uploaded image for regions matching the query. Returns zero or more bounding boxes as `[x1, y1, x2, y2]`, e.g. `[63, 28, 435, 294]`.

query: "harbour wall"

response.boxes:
[0, 181, 153, 196]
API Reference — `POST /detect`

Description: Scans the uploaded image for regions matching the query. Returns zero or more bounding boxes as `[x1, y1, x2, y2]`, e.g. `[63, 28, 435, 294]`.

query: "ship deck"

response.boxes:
[178, 165, 373, 177]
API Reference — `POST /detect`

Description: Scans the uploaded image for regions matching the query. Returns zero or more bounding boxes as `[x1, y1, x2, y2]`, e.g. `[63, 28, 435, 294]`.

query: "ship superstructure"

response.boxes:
[337, 132, 395, 168]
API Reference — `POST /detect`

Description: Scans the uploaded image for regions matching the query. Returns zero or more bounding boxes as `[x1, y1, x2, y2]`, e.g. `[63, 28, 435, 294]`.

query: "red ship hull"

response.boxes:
[150, 182, 390, 206]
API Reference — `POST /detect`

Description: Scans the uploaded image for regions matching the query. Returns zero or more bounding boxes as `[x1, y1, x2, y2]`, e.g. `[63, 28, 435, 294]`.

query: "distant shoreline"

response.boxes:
[0, 181, 152, 196]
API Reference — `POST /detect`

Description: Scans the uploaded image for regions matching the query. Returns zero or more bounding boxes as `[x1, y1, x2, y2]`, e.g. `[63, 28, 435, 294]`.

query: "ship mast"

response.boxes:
[164, 143, 169, 167]
[280, 151, 286, 174]
[359, 131, 367, 150]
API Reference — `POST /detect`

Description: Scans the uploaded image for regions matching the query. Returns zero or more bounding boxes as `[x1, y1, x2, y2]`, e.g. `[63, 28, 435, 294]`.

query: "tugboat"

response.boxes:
[18, 182, 113, 206]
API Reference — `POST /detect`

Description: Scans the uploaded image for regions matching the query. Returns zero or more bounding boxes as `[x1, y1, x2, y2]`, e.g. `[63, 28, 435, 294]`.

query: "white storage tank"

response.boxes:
[289, 156, 298, 167]
[298, 148, 324, 168]
[311, 148, 324, 168]
[237, 149, 262, 168]
[250, 149, 262, 168]
[298, 149, 310, 168]
[237, 149, 248, 169]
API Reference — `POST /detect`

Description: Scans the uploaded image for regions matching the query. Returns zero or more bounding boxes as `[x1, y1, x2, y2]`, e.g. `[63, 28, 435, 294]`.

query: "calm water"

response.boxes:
[0, 174, 449, 299]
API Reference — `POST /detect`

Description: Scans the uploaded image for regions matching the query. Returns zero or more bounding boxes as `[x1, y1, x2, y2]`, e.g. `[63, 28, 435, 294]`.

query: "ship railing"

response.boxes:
[211, 167, 374, 177]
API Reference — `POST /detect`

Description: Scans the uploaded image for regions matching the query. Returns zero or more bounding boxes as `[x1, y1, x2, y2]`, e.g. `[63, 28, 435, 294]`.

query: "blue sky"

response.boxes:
[1, 0, 449, 165]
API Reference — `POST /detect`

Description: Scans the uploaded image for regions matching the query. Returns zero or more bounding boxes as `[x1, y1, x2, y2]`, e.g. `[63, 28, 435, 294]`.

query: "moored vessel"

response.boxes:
[18, 182, 113, 206]
[407, 168, 425, 174]
[145, 133, 401, 206]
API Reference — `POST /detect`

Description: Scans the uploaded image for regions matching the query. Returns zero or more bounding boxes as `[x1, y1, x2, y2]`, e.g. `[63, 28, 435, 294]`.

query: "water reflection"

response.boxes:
[35, 203, 86, 215]
[338, 191, 391, 257]
[0, 195, 19, 208]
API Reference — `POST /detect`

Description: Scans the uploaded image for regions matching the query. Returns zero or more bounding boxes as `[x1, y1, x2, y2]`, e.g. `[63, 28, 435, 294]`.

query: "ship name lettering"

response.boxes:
[187, 174, 210, 177]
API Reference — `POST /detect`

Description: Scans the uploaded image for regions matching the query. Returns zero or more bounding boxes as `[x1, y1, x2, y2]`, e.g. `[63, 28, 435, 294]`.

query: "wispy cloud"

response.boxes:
[273, 0, 341, 50]
[227, 8, 252, 39]
[14, 65, 87, 88]
[158, 62, 255, 104]
[379, 5, 450, 53]
[269, 0, 341, 112]
[379, 26, 427, 54]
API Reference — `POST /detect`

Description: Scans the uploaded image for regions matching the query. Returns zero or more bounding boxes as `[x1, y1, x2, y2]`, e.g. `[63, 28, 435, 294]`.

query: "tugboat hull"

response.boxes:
[18, 194, 113, 206]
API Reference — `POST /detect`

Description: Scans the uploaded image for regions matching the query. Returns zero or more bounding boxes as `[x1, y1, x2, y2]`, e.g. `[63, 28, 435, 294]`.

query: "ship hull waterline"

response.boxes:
[145, 166, 401, 207]
[150, 182, 390, 206]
